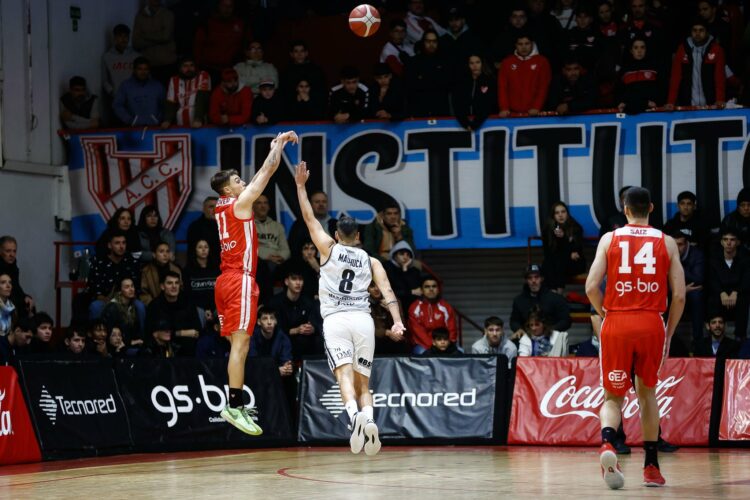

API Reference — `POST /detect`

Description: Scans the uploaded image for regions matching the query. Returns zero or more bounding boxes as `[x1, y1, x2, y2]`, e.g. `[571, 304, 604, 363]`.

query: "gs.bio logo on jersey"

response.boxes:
[613, 240, 660, 296]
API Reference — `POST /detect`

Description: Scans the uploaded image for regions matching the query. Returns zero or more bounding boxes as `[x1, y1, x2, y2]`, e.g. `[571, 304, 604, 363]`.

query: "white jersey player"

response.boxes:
[294, 161, 405, 456]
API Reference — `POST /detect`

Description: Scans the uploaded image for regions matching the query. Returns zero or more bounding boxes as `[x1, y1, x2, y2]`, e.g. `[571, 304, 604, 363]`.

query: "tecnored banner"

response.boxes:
[719, 359, 750, 441]
[298, 356, 498, 442]
[0, 366, 41, 465]
[508, 357, 715, 446]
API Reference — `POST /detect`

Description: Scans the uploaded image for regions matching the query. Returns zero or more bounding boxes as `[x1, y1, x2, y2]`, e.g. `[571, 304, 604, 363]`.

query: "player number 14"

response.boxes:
[618, 241, 656, 275]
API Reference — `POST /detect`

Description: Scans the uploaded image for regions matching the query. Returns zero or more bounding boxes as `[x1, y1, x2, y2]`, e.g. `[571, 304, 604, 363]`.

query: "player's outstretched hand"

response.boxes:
[294, 161, 309, 186]
[278, 130, 299, 145]
[391, 321, 406, 336]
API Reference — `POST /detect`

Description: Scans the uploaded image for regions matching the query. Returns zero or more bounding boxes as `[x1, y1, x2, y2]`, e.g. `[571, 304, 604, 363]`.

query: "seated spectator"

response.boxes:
[440, 6, 484, 74]
[491, 6, 529, 68]
[672, 231, 705, 349]
[707, 228, 749, 339]
[183, 239, 220, 327]
[196, 320, 230, 359]
[663, 191, 710, 250]
[101, 277, 146, 347]
[86, 320, 111, 358]
[208, 68, 253, 126]
[61, 325, 88, 359]
[140, 241, 182, 305]
[421, 327, 463, 357]
[369, 63, 405, 122]
[408, 276, 458, 355]
[267, 268, 323, 360]
[137, 204, 176, 262]
[564, 6, 601, 71]
[616, 37, 664, 114]
[187, 196, 220, 259]
[287, 190, 337, 256]
[161, 55, 210, 128]
[234, 40, 278, 97]
[193, 0, 247, 83]
[102, 24, 140, 106]
[108, 326, 129, 357]
[60, 76, 100, 130]
[28, 312, 54, 354]
[452, 54, 497, 131]
[510, 264, 572, 336]
[598, 185, 630, 236]
[279, 40, 327, 103]
[0, 317, 33, 365]
[249, 306, 293, 378]
[113, 56, 165, 126]
[721, 187, 750, 252]
[145, 271, 202, 355]
[329, 66, 370, 124]
[96, 207, 143, 259]
[380, 19, 413, 77]
[132, 0, 176, 84]
[403, 0, 446, 54]
[0, 235, 34, 317]
[695, 312, 741, 359]
[666, 19, 725, 110]
[404, 29, 452, 117]
[369, 282, 409, 355]
[251, 79, 284, 125]
[0, 274, 17, 337]
[363, 201, 416, 262]
[471, 316, 518, 366]
[570, 325, 600, 357]
[498, 32, 551, 117]
[553, 0, 577, 30]
[284, 78, 326, 122]
[518, 307, 569, 357]
[384, 240, 422, 309]
[546, 56, 595, 114]
[541, 201, 586, 293]
[88, 231, 141, 320]
[279, 240, 319, 300]
[254, 194, 291, 303]
[139, 318, 179, 357]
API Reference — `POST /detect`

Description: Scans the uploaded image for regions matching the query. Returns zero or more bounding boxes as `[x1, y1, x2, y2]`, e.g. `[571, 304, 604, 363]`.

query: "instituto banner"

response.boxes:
[66, 110, 748, 250]
[719, 359, 750, 441]
[0, 366, 41, 465]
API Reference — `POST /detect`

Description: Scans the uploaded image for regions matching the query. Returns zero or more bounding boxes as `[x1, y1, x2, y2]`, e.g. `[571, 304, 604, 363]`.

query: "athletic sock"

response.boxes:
[345, 400, 359, 422]
[601, 427, 618, 445]
[644, 441, 659, 468]
[228, 388, 244, 409]
[362, 405, 374, 420]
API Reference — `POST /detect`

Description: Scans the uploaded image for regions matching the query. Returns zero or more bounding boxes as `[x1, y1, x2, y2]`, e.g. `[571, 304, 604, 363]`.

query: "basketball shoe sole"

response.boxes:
[363, 419, 381, 456]
[600, 446, 625, 490]
[350, 412, 368, 454]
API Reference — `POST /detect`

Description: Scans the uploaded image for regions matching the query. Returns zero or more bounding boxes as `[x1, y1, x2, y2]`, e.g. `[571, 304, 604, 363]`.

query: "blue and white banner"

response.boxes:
[66, 110, 749, 249]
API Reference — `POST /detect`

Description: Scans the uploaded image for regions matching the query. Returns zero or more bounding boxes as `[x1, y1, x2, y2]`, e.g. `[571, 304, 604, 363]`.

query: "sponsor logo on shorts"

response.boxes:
[608, 370, 629, 388]
[357, 357, 372, 369]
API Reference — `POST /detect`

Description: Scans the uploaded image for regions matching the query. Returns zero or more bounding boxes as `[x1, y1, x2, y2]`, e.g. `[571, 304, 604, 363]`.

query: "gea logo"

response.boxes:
[0, 390, 12, 437]
[151, 375, 256, 427]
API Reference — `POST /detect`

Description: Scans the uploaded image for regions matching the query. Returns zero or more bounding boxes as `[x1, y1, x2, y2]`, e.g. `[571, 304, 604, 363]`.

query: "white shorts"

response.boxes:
[323, 311, 375, 377]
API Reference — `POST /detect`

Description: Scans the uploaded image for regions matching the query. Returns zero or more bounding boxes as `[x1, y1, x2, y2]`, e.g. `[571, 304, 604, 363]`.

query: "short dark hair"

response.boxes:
[257, 306, 276, 319]
[210, 169, 239, 195]
[0, 235, 17, 246]
[389, 19, 406, 30]
[373, 62, 391, 76]
[132, 56, 150, 68]
[13, 316, 34, 333]
[113, 24, 131, 36]
[381, 200, 401, 212]
[514, 30, 533, 43]
[336, 215, 359, 239]
[65, 324, 87, 340]
[33, 312, 54, 331]
[721, 226, 739, 238]
[308, 190, 327, 200]
[69, 76, 87, 88]
[204, 196, 218, 204]
[420, 274, 439, 287]
[161, 270, 181, 284]
[290, 39, 308, 51]
[677, 191, 697, 203]
[284, 265, 304, 279]
[618, 185, 632, 199]
[669, 230, 687, 241]
[484, 316, 504, 328]
[108, 230, 127, 242]
[340, 65, 359, 80]
[623, 186, 651, 218]
[432, 327, 450, 339]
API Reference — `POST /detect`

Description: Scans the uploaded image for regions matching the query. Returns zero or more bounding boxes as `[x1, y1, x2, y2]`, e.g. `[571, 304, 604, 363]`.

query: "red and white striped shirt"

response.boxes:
[166, 71, 211, 125]
[214, 196, 257, 276]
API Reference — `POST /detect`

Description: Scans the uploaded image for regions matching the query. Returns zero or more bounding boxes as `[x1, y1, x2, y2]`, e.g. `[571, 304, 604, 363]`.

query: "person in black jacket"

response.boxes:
[187, 197, 220, 260]
[145, 271, 202, 355]
[695, 312, 742, 359]
[707, 228, 750, 339]
[95, 207, 143, 260]
[672, 231, 705, 348]
[451, 53, 497, 130]
[0, 235, 34, 318]
[510, 264, 571, 338]
[546, 56, 596, 114]
[329, 65, 370, 124]
[284, 78, 326, 121]
[663, 191, 710, 252]
[183, 238, 220, 328]
[383, 240, 422, 310]
[404, 29, 452, 117]
[616, 37, 664, 114]
[369, 63, 405, 121]
[541, 201, 586, 293]
[720, 187, 750, 252]
[420, 327, 463, 357]
[251, 79, 284, 125]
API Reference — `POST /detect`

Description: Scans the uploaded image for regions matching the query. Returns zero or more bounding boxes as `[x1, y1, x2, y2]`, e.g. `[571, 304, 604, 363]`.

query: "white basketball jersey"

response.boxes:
[319, 244, 372, 318]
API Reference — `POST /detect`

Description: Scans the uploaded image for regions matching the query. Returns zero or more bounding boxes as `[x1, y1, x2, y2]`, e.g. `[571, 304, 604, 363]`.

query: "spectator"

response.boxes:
[598, 185, 631, 236]
[564, 6, 601, 71]
[131, 0, 176, 84]
[278, 240, 319, 300]
[697, 0, 732, 63]
[329, 66, 370, 124]
[452, 54, 497, 130]
[196, 320, 230, 359]
[408, 276, 458, 355]
[0, 235, 34, 317]
[113, 57, 165, 127]
[285, 78, 326, 122]
[187, 196, 220, 259]
[720, 187, 750, 252]
[28, 312, 54, 354]
[0, 317, 33, 365]
[193, 0, 247, 82]
[161, 55, 211, 128]
[88, 231, 141, 320]
[108, 326, 129, 357]
[440, 6, 484, 73]
[279, 40, 327, 102]
[0, 274, 16, 337]
[526, 0, 563, 68]
[671, 231, 705, 349]
[403, 0, 446, 54]
[209, 68, 253, 125]
[594, 0, 622, 103]
[546, 56, 596, 114]
[663, 190, 710, 250]
[145, 271, 202, 354]
[695, 312, 742, 359]
[287, 190, 338, 257]
[471, 316, 518, 365]
[518, 307, 569, 357]
[136, 204, 176, 262]
[102, 24, 140, 105]
[234, 40, 279, 96]
[595, 0, 620, 42]
[498, 32, 551, 116]
[96, 207, 143, 259]
[491, 6, 529, 68]
[101, 276, 146, 348]
[384, 240, 422, 310]
[666, 18, 726, 109]
[363, 201, 416, 262]
[139, 318, 179, 357]
[541, 201, 586, 293]
[61, 326, 88, 358]
[616, 37, 664, 114]
[369, 63, 405, 121]
[369, 282, 409, 355]
[510, 264, 572, 335]
[86, 320, 111, 358]
[622, 0, 667, 72]
[404, 29, 452, 117]
[60, 76, 100, 130]
[254, 193, 291, 302]
[251, 79, 284, 125]
[421, 327, 463, 357]
[380, 19, 413, 77]
[267, 268, 323, 360]
[553, 0, 577, 30]
[249, 306, 293, 378]
[183, 239, 220, 328]
[706, 228, 749, 339]
[140, 241, 183, 305]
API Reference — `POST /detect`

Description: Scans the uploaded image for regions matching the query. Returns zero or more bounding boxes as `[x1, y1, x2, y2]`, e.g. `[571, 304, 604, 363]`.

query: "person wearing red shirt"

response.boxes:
[407, 276, 458, 355]
[209, 68, 253, 125]
[498, 32, 551, 116]
[193, 0, 247, 83]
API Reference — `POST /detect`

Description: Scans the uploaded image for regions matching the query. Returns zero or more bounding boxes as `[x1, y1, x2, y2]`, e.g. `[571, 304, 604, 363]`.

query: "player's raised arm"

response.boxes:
[664, 235, 686, 340]
[370, 258, 405, 336]
[585, 232, 613, 317]
[294, 161, 335, 260]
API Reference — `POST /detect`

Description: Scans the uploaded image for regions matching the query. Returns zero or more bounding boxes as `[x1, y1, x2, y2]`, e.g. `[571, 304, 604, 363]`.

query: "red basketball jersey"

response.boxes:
[214, 196, 258, 275]
[603, 224, 670, 313]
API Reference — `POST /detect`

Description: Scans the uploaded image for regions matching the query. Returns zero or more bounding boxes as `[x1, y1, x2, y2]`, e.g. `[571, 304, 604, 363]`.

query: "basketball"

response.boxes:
[348, 4, 381, 38]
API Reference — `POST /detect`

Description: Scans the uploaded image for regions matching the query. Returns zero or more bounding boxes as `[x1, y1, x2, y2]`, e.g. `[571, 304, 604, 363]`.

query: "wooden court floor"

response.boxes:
[1, 446, 749, 499]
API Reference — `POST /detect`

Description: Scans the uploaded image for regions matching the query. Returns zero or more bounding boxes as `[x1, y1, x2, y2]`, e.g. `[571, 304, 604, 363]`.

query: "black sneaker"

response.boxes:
[657, 438, 678, 453]
[613, 440, 631, 455]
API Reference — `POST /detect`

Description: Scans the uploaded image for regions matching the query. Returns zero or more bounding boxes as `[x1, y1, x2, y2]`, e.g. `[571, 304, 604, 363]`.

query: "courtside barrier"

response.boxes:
[0, 366, 42, 465]
[719, 359, 750, 441]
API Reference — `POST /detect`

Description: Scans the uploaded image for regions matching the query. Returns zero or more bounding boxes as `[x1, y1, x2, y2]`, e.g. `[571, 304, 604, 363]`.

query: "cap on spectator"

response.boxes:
[677, 191, 697, 203]
[447, 6, 465, 19]
[525, 264, 542, 277]
[737, 187, 750, 204]
[221, 68, 238, 81]
[259, 79, 275, 89]
[373, 62, 391, 76]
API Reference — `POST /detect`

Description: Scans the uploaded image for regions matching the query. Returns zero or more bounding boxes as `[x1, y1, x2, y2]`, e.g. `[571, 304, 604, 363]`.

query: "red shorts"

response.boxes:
[599, 311, 666, 396]
[214, 272, 259, 337]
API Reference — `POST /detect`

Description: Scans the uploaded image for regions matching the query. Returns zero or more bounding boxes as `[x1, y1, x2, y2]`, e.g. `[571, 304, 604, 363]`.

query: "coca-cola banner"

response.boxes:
[0, 366, 42, 465]
[508, 357, 715, 446]
[719, 360, 750, 441]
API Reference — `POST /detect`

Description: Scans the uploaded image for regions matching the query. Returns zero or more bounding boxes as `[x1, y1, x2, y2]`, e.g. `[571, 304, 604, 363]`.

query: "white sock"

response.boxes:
[362, 405, 374, 420]
[345, 400, 358, 421]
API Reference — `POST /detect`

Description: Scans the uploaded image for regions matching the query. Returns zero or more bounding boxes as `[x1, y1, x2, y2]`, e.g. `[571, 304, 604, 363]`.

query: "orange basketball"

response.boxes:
[349, 4, 381, 38]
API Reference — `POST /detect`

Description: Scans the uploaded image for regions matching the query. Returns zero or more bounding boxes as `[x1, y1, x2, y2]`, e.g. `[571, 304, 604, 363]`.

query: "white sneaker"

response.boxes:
[363, 419, 381, 456]
[349, 412, 367, 454]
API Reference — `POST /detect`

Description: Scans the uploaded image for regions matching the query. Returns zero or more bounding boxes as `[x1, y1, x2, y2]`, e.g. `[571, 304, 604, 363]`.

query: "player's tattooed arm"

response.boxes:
[371, 258, 405, 335]
[237, 131, 298, 211]
[294, 161, 335, 262]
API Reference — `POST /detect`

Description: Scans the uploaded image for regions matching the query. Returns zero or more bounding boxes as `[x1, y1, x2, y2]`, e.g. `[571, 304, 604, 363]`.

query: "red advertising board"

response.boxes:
[0, 366, 42, 465]
[508, 357, 715, 446]
[719, 359, 750, 441]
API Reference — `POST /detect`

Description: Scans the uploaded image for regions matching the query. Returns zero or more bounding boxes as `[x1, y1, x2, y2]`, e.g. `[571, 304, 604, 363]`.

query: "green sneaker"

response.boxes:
[220, 405, 263, 436]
